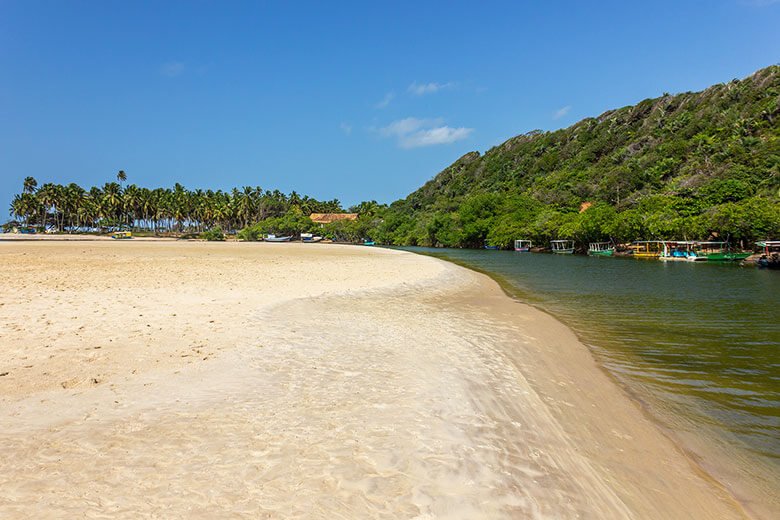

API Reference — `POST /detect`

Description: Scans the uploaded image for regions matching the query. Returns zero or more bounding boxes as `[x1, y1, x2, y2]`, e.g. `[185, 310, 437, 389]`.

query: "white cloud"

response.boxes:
[408, 81, 454, 96]
[161, 61, 185, 77]
[553, 105, 571, 119]
[340, 122, 353, 135]
[378, 117, 473, 148]
[375, 92, 395, 109]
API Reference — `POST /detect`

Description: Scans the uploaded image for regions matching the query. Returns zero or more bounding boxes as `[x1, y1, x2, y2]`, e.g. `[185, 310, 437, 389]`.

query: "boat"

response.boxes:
[514, 239, 532, 252]
[659, 241, 696, 261]
[690, 241, 750, 262]
[550, 240, 575, 254]
[301, 233, 323, 243]
[484, 244, 500, 250]
[111, 231, 132, 240]
[630, 241, 664, 259]
[363, 240, 375, 246]
[588, 242, 614, 256]
[264, 234, 292, 242]
[756, 240, 780, 269]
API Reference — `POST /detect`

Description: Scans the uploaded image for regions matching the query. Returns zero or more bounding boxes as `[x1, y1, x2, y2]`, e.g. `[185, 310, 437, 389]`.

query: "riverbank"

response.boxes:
[0, 241, 752, 518]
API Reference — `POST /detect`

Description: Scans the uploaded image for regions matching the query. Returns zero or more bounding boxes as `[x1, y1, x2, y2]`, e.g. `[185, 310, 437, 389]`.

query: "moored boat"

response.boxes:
[551, 240, 575, 254]
[630, 241, 664, 259]
[514, 239, 532, 252]
[690, 241, 750, 262]
[588, 242, 614, 256]
[659, 241, 696, 261]
[755, 240, 780, 269]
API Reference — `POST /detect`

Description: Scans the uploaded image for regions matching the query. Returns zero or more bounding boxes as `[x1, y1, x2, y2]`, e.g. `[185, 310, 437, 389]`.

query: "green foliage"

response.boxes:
[201, 227, 225, 241]
[361, 65, 780, 248]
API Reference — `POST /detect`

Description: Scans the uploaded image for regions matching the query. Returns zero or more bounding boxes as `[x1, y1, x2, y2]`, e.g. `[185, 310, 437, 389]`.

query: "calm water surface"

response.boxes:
[401, 247, 780, 491]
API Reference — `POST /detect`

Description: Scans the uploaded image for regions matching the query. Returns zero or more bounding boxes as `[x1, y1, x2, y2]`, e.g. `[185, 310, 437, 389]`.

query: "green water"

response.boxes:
[401, 247, 780, 490]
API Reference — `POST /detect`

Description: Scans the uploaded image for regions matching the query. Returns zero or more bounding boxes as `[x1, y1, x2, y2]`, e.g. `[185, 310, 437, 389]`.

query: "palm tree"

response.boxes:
[117, 170, 127, 188]
[23, 176, 38, 194]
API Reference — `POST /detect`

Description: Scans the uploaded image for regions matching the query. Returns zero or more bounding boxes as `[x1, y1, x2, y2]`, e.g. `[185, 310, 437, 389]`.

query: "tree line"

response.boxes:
[8, 173, 344, 234]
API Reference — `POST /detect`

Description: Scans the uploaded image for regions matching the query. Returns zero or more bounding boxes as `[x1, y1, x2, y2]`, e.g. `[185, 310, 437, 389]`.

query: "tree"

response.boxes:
[23, 176, 38, 194]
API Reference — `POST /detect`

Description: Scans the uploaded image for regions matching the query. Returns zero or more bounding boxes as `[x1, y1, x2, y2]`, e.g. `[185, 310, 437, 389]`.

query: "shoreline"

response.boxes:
[0, 241, 759, 518]
[405, 248, 776, 519]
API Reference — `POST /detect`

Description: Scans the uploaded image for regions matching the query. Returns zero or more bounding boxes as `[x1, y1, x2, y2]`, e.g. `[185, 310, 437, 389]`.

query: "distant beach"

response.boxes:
[0, 240, 753, 518]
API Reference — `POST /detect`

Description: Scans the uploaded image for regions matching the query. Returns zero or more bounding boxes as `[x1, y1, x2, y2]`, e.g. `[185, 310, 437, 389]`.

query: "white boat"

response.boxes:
[264, 234, 293, 242]
[301, 233, 323, 243]
[551, 240, 575, 254]
[514, 239, 532, 252]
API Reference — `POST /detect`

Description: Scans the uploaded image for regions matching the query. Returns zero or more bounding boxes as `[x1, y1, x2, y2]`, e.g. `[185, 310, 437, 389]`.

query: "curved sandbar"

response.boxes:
[0, 241, 750, 518]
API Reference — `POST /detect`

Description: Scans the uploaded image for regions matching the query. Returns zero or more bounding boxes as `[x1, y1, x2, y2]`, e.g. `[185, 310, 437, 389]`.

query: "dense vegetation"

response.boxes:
[369, 65, 780, 249]
[7, 65, 780, 248]
[7, 173, 344, 236]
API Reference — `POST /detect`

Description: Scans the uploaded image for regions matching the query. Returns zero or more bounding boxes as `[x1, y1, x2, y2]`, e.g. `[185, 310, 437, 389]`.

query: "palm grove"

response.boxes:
[8, 173, 350, 238]
[8, 65, 780, 247]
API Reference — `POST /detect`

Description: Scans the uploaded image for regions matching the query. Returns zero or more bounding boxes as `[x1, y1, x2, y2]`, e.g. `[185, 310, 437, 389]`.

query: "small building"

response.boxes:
[309, 213, 358, 225]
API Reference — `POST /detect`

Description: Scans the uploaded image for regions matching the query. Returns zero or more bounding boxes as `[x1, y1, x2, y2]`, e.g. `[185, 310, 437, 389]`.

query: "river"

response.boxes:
[400, 247, 780, 514]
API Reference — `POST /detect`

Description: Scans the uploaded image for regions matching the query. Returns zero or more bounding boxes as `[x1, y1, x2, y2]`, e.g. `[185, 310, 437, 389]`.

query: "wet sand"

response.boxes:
[0, 240, 753, 518]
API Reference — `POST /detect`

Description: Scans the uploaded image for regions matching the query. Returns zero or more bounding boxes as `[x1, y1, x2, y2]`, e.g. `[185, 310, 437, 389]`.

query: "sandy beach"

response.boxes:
[0, 240, 752, 519]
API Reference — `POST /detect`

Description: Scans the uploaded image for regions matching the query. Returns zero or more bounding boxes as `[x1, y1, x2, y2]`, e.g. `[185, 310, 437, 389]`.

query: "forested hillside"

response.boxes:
[369, 65, 780, 248]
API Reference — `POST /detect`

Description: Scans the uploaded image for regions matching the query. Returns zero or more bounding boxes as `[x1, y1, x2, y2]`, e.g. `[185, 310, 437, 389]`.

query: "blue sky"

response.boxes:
[1, 0, 779, 212]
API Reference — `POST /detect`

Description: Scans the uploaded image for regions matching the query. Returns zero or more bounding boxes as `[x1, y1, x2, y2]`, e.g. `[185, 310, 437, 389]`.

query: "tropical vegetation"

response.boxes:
[8, 172, 343, 235]
[368, 65, 780, 249]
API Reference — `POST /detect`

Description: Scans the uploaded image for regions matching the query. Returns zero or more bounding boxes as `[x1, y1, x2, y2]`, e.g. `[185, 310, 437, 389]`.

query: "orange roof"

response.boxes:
[309, 213, 358, 224]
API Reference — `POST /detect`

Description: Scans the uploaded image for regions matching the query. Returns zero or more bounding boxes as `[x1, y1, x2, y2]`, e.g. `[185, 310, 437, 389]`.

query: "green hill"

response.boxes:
[372, 65, 780, 249]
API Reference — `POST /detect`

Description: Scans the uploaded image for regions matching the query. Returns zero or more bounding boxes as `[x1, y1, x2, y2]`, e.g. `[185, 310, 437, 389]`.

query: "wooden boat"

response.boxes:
[264, 234, 292, 242]
[659, 241, 696, 261]
[484, 244, 499, 250]
[630, 241, 664, 259]
[756, 240, 780, 269]
[514, 239, 532, 252]
[689, 241, 750, 262]
[588, 242, 614, 256]
[301, 233, 323, 243]
[551, 240, 575, 254]
[111, 231, 132, 240]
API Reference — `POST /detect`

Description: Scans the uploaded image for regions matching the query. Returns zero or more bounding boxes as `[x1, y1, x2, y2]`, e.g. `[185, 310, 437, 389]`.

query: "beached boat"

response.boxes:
[264, 234, 292, 242]
[301, 233, 323, 243]
[111, 231, 132, 240]
[689, 241, 750, 262]
[363, 240, 375, 246]
[588, 242, 614, 256]
[514, 239, 532, 252]
[630, 241, 664, 259]
[756, 240, 780, 269]
[551, 240, 575, 254]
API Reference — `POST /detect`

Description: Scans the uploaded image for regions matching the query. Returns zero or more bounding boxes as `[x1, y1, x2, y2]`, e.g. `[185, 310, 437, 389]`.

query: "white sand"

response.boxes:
[0, 241, 753, 518]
